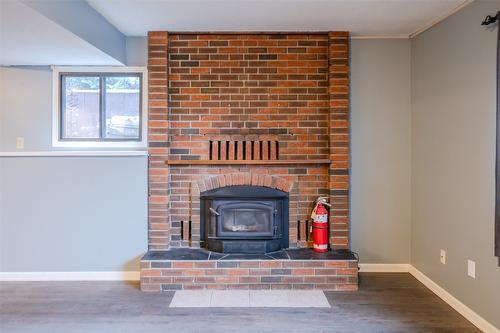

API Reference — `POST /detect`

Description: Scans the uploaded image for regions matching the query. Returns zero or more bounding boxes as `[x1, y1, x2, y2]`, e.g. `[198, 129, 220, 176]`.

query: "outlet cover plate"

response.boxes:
[16, 137, 24, 149]
[467, 260, 476, 278]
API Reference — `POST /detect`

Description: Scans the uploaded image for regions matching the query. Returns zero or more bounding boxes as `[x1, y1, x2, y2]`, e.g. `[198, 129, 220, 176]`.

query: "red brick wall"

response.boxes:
[328, 32, 350, 248]
[147, 32, 350, 250]
[168, 33, 329, 161]
[148, 32, 170, 250]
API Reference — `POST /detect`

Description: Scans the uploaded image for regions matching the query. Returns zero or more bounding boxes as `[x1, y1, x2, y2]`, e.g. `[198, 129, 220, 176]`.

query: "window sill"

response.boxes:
[52, 141, 146, 148]
[0, 151, 148, 157]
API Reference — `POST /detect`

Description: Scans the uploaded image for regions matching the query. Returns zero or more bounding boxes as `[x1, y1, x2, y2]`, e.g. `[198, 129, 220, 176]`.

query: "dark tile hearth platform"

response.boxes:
[141, 248, 359, 292]
[142, 248, 358, 261]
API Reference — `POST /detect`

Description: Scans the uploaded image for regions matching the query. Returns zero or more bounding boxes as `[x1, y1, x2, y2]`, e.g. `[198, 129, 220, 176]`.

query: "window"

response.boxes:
[52, 67, 147, 148]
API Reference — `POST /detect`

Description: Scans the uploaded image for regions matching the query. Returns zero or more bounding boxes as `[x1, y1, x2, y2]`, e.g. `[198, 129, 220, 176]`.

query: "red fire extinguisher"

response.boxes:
[311, 197, 331, 253]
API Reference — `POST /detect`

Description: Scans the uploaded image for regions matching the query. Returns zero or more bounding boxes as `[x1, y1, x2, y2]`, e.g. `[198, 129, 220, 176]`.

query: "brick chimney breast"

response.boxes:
[147, 32, 350, 250]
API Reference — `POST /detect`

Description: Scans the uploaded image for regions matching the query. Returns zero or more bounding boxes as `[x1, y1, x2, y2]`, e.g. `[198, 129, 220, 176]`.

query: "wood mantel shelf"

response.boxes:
[165, 159, 331, 165]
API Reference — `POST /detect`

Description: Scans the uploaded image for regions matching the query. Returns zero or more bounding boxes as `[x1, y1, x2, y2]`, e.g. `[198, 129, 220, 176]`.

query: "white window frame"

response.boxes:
[52, 66, 148, 148]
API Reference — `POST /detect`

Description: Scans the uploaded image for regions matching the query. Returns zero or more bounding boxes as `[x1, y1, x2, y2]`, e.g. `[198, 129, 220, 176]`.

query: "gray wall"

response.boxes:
[0, 38, 413, 272]
[0, 67, 53, 151]
[0, 157, 147, 272]
[351, 39, 412, 263]
[0, 66, 148, 272]
[126, 37, 147, 67]
[411, 1, 500, 328]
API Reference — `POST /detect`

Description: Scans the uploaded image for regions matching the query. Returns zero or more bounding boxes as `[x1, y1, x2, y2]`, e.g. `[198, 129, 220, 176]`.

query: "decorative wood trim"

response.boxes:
[166, 159, 331, 165]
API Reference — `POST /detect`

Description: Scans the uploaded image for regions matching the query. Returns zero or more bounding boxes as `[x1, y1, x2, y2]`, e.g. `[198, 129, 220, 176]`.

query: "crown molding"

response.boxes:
[351, 35, 409, 40]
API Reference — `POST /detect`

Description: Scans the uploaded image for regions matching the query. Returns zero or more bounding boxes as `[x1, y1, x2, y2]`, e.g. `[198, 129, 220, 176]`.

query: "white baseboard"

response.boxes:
[0, 271, 140, 281]
[358, 263, 410, 272]
[408, 266, 499, 333]
[358, 263, 498, 332]
[0, 151, 148, 157]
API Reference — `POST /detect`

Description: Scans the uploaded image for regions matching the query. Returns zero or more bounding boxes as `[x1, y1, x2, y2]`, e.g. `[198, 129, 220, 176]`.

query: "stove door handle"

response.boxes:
[209, 207, 220, 216]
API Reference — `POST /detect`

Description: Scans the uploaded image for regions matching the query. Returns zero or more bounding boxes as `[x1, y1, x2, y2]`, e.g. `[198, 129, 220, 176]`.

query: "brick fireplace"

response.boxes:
[141, 31, 357, 291]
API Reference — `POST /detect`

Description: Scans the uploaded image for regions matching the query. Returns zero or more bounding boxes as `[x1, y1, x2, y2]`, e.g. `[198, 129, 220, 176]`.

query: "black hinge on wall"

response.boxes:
[481, 12, 499, 26]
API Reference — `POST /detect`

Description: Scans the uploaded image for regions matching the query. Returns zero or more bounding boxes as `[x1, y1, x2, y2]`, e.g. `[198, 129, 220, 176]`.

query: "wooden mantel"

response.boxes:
[165, 159, 331, 166]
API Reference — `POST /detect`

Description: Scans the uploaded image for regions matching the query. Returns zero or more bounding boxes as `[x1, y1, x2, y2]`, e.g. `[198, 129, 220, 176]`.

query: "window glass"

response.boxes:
[104, 76, 140, 139]
[62, 76, 100, 139]
[60, 74, 142, 142]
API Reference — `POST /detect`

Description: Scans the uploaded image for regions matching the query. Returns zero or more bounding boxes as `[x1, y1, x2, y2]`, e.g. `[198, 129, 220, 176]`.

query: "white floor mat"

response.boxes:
[169, 290, 331, 308]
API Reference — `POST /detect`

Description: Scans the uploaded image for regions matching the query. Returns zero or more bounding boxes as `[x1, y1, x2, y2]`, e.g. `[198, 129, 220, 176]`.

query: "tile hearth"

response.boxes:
[143, 248, 357, 261]
[169, 290, 331, 308]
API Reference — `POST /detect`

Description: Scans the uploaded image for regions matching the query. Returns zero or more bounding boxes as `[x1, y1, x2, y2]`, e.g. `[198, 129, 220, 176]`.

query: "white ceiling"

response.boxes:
[87, 0, 469, 38]
[0, 1, 122, 66]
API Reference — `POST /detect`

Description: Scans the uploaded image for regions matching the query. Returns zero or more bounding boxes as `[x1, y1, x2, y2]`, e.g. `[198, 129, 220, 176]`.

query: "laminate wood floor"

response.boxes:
[0, 273, 481, 333]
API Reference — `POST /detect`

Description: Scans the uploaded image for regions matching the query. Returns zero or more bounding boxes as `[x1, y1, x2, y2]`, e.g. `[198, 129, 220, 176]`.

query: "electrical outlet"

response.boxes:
[467, 260, 476, 278]
[440, 249, 446, 264]
[16, 137, 24, 149]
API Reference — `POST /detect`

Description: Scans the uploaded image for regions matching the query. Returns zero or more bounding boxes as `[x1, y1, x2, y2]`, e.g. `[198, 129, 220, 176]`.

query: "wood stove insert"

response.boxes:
[200, 185, 289, 254]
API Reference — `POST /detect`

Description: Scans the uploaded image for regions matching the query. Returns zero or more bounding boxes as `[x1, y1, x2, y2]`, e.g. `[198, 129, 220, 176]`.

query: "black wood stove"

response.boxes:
[200, 185, 289, 254]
